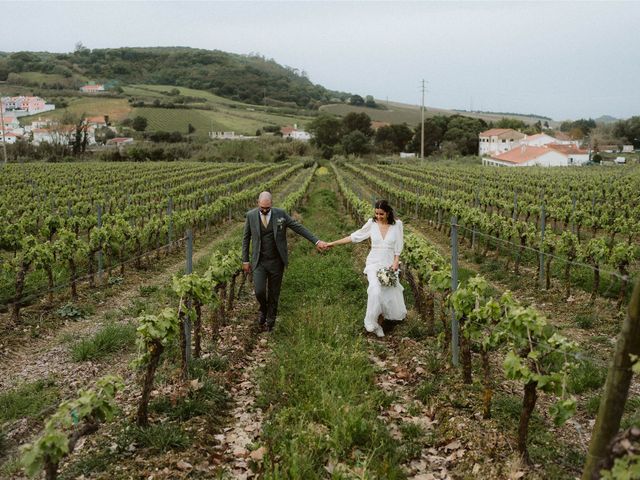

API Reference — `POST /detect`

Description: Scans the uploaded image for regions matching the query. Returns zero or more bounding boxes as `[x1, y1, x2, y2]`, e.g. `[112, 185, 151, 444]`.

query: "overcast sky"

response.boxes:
[4, 1, 640, 120]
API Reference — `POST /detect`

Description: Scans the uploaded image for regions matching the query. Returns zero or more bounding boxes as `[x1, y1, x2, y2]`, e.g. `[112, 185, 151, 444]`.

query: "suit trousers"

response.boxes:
[252, 258, 285, 323]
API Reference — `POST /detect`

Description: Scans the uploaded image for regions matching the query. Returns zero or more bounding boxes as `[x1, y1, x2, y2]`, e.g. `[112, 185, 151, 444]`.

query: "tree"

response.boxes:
[560, 118, 596, 136]
[365, 95, 377, 108]
[95, 126, 116, 144]
[375, 124, 413, 153]
[349, 95, 365, 106]
[308, 114, 341, 149]
[132, 116, 148, 132]
[341, 112, 373, 137]
[496, 118, 527, 130]
[613, 116, 640, 148]
[442, 115, 487, 155]
[407, 115, 449, 155]
[440, 140, 459, 158]
[341, 130, 370, 156]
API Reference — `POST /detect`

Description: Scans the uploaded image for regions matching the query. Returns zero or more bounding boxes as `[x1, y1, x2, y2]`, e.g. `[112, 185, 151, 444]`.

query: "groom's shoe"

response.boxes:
[265, 318, 276, 332]
[257, 313, 267, 328]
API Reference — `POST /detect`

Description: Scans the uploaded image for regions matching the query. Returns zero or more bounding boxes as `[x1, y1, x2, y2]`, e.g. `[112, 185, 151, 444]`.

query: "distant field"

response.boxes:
[9, 79, 313, 133]
[20, 97, 131, 123]
[124, 84, 238, 106]
[132, 107, 224, 136]
[127, 83, 314, 135]
[321, 101, 558, 127]
[132, 106, 311, 136]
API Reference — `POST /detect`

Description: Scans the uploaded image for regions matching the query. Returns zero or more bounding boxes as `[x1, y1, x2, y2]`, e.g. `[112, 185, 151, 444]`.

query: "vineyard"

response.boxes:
[0, 159, 639, 479]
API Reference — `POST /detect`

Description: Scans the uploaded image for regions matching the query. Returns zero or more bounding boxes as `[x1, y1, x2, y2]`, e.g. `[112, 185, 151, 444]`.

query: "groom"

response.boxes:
[242, 191, 328, 331]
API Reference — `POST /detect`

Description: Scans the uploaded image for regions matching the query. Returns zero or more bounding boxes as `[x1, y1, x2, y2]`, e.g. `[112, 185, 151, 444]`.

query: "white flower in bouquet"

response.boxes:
[376, 266, 399, 287]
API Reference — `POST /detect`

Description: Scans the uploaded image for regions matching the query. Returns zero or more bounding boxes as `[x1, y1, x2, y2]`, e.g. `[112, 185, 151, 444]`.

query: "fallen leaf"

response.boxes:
[444, 440, 462, 451]
[250, 446, 266, 461]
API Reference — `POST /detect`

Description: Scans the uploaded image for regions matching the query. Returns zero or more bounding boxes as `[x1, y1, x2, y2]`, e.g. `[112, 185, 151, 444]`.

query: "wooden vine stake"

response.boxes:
[582, 278, 640, 480]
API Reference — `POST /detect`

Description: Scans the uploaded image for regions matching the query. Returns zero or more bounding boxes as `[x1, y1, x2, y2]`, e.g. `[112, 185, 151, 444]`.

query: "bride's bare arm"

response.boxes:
[328, 236, 352, 247]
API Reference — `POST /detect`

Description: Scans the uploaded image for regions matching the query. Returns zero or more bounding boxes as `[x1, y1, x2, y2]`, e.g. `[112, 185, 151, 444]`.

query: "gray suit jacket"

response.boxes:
[242, 207, 318, 269]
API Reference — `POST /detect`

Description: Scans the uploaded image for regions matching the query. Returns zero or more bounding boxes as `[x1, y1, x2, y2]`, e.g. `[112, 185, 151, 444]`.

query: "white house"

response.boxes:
[106, 137, 134, 147]
[484, 145, 570, 167]
[281, 124, 312, 141]
[478, 128, 526, 156]
[1, 115, 20, 130]
[80, 84, 105, 93]
[32, 127, 73, 146]
[521, 132, 580, 148]
[546, 143, 590, 165]
[1, 96, 55, 116]
[0, 132, 18, 144]
[210, 131, 238, 140]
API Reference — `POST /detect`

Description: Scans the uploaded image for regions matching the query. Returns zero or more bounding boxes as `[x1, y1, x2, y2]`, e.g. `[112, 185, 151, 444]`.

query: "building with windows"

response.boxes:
[80, 84, 105, 93]
[484, 144, 588, 167]
[1, 96, 54, 116]
[280, 124, 312, 141]
[478, 128, 526, 156]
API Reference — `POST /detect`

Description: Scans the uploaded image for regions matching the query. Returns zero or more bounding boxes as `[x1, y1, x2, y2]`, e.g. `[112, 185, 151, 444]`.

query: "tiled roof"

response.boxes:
[547, 143, 588, 155]
[479, 128, 520, 137]
[491, 145, 555, 164]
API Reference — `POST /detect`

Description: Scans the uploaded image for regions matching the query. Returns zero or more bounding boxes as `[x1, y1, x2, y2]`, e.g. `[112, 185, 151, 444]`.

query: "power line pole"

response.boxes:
[420, 79, 426, 159]
[0, 95, 7, 166]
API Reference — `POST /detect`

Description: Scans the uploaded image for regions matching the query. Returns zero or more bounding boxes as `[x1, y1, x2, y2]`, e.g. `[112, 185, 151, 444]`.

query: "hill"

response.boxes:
[595, 115, 619, 124]
[321, 100, 560, 128]
[11, 83, 316, 137]
[0, 47, 348, 109]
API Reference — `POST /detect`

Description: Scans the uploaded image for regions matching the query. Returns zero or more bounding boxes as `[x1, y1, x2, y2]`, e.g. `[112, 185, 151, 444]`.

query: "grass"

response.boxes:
[188, 355, 229, 379]
[575, 313, 598, 329]
[0, 378, 59, 422]
[70, 322, 137, 362]
[133, 423, 191, 452]
[621, 396, 640, 429]
[149, 379, 228, 422]
[415, 379, 440, 403]
[256, 178, 406, 478]
[492, 394, 584, 478]
[20, 97, 131, 123]
[319, 101, 549, 126]
[0, 457, 22, 478]
[568, 359, 607, 394]
[585, 394, 601, 416]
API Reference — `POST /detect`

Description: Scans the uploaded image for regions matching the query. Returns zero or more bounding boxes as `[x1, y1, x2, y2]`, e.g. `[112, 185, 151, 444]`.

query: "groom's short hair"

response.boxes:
[258, 191, 272, 203]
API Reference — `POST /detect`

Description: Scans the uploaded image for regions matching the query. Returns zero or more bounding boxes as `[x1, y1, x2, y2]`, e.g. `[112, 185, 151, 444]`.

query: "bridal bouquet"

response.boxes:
[376, 266, 399, 287]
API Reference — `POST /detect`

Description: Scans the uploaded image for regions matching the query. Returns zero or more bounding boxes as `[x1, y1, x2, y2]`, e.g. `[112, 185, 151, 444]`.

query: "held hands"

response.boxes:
[316, 240, 332, 253]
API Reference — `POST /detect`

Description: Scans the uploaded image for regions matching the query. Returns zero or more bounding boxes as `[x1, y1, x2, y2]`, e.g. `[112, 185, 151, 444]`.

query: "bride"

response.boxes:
[329, 199, 407, 337]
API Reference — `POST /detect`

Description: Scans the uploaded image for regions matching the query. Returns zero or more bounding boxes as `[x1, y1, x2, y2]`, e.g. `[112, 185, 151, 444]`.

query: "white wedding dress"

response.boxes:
[350, 218, 407, 335]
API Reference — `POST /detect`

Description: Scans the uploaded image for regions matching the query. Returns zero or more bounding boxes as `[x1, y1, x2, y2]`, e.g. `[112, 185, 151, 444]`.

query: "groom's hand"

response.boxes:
[242, 262, 251, 273]
[316, 240, 329, 252]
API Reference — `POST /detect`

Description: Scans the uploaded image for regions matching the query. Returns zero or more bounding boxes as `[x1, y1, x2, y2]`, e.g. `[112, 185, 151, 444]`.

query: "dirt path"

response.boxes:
[212, 334, 270, 479]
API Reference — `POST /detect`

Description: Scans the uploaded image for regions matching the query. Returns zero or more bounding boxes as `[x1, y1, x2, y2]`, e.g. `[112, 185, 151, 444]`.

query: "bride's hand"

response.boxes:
[392, 260, 399, 271]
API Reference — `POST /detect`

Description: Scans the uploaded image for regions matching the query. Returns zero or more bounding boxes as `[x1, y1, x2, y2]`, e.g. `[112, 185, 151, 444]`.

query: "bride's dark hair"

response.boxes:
[373, 199, 396, 225]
